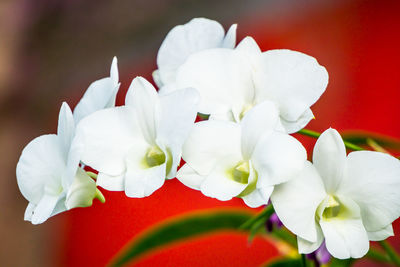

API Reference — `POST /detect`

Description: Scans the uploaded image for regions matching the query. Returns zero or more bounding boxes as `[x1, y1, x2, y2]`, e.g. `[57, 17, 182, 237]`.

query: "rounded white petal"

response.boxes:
[157, 87, 200, 177]
[240, 101, 279, 159]
[320, 197, 369, 259]
[255, 49, 328, 122]
[367, 224, 394, 241]
[241, 186, 273, 208]
[182, 120, 242, 175]
[58, 102, 75, 157]
[66, 168, 97, 209]
[73, 79, 120, 124]
[125, 77, 159, 145]
[200, 156, 247, 201]
[17, 134, 66, 204]
[152, 69, 163, 88]
[339, 151, 400, 231]
[97, 172, 125, 191]
[313, 128, 346, 193]
[157, 18, 226, 85]
[297, 226, 324, 254]
[77, 106, 144, 176]
[252, 131, 307, 187]
[30, 193, 60, 225]
[221, 24, 237, 48]
[176, 48, 254, 117]
[176, 163, 206, 191]
[271, 162, 326, 242]
[124, 148, 166, 197]
[280, 108, 315, 134]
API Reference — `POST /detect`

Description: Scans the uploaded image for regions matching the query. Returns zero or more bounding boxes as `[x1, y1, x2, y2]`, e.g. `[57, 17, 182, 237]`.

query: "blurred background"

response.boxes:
[2, 0, 400, 266]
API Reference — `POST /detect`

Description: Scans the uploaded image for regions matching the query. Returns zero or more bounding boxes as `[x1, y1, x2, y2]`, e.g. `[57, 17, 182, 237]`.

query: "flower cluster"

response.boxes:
[16, 18, 400, 261]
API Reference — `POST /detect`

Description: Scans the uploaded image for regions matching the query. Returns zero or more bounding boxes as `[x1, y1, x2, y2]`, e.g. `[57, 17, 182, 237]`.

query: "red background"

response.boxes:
[58, 1, 400, 266]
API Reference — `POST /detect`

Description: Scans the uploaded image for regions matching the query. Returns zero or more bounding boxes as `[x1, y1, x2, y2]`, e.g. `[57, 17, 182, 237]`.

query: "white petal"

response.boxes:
[235, 36, 262, 70]
[313, 128, 346, 193]
[255, 49, 328, 122]
[200, 156, 247, 201]
[77, 106, 144, 176]
[240, 101, 279, 159]
[271, 162, 326, 242]
[66, 168, 97, 209]
[221, 24, 237, 48]
[16, 134, 65, 204]
[176, 163, 206, 190]
[157, 88, 199, 176]
[61, 136, 82, 189]
[152, 69, 163, 88]
[157, 18, 226, 85]
[242, 186, 273, 208]
[58, 102, 75, 156]
[176, 48, 254, 117]
[297, 226, 324, 254]
[280, 108, 315, 134]
[367, 224, 394, 241]
[124, 148, 166, 197]
[182, 120, 242, 175]
[73, 57, 119, 123]
[31, 193, 60, 224]
[110, 56, 119, 85]
[338, 151, 400, 231]
[97, 172, 125, 191]
[24, 203, 36, 221]
[125, 77, 159, 145]
[320, 197, 369, 259]
[252, 131, 307, 187]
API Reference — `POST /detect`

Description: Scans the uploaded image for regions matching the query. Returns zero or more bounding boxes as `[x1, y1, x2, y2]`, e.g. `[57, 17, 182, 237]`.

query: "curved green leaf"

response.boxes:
[109, 209, 252, 267]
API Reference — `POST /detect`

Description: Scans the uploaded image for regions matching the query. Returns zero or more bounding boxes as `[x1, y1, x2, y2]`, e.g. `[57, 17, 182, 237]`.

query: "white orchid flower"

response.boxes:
[154, 17, 237, 93]
[73, 56, 120, 123]
[176, 101, 307, 207]
[174, 37, 329, 133]
[16, 57, 119, 224]
[76, 77, 199, 197]
[271, 128, 400, 259]
[16, 103, 101, 224]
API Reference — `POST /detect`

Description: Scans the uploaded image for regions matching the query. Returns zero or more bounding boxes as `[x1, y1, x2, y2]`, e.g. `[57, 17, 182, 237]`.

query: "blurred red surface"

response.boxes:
[61, 1, 400, 266]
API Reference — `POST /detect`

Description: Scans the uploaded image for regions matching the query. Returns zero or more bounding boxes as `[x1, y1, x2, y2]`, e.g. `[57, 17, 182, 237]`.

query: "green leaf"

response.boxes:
[342, 130, 400, 151]
[109, 209, 252, 267]
[261, 257, 302, 267]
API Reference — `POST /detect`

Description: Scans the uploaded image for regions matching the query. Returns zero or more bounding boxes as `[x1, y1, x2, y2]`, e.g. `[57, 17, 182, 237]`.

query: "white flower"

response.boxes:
[73, 57, 120, 123]
[154, 17, 237, 94]
[76, 77, 199, 197]
[174, 37, 329, 133]
[16, 57, 119, 224]
[177, 101, 307, 207]
[17, 103, 98, 224]
[271, 128, 400, 259]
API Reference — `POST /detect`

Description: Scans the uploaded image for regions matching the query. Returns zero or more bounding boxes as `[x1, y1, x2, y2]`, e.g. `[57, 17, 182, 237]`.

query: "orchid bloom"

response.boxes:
[17, 103, 99, 224]
[76, 77, 199, 197]
[154, 17, 237, 94]
[16, 57, 120, 224]
[177, 101, 307, 207]
[271, 128, 400, 259]
[173, 37, 329, 133]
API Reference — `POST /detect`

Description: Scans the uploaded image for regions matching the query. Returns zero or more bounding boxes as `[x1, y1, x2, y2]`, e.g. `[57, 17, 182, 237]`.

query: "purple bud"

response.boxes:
[265, 212, 283, 232]
[306, 241, 331, 267]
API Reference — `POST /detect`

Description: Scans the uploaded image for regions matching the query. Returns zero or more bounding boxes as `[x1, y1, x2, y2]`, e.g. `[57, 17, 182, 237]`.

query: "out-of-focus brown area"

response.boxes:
[2, 0, 397, 266]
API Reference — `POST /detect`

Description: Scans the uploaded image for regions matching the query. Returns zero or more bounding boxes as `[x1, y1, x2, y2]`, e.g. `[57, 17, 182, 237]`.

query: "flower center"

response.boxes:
[232, 161, 250, 184]
[322, 195, 341, 219]
[145, 146, 166, 167]
[239, 104, 254, 121]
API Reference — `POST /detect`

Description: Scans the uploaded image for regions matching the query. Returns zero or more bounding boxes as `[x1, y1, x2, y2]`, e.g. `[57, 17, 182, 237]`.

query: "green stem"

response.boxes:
[301, 254, 307, 267]
[298, 129, 364, 151]
[365, 248, 390, 263]
[379, 241, 400, 266]
[239, 205, 274, 230]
